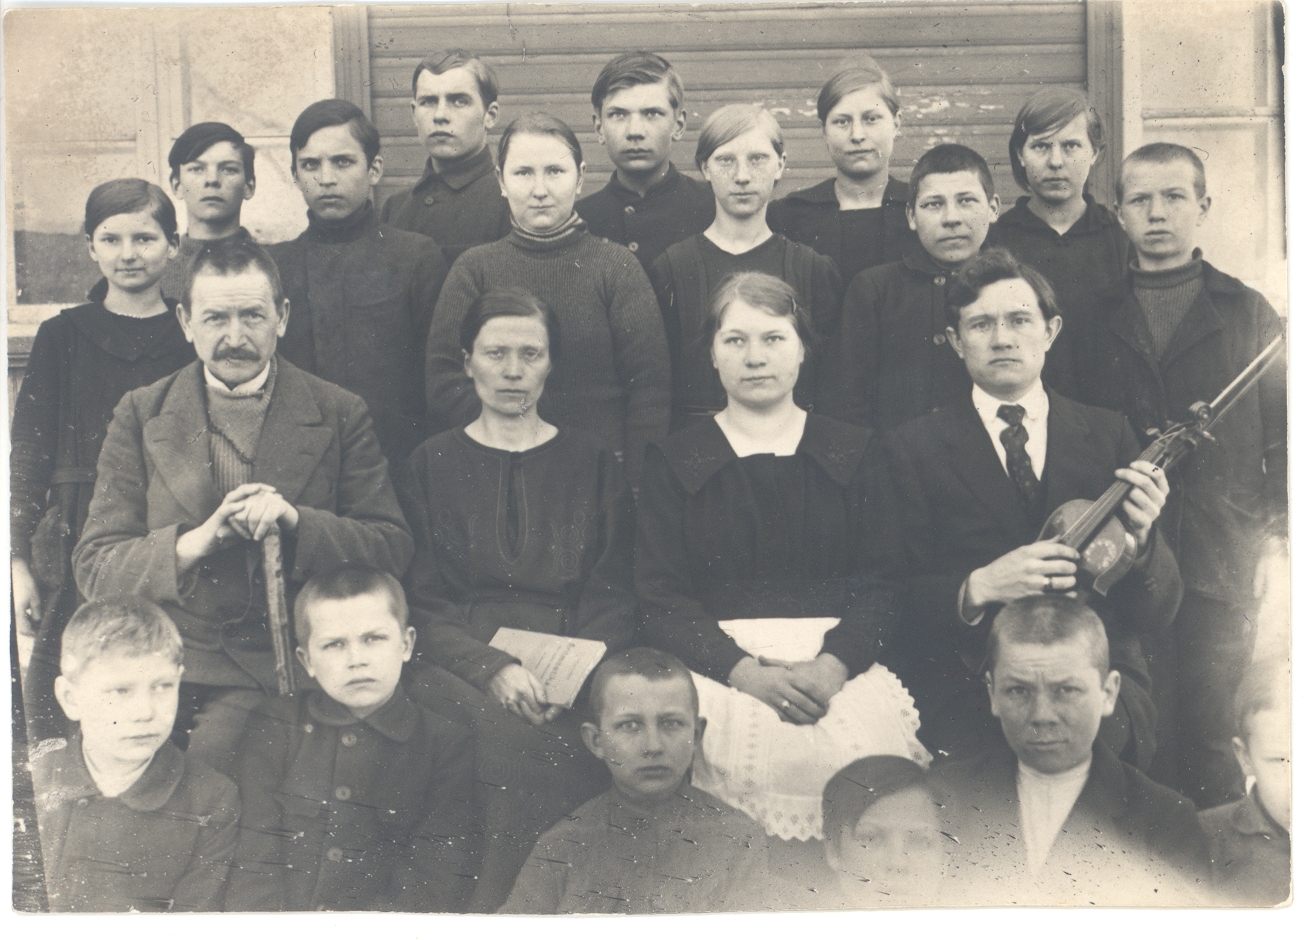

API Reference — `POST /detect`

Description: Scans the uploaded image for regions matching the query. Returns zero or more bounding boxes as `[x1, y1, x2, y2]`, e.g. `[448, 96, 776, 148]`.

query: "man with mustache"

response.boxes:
[381, 49, 511, 262]
[576, 51, 715, 273]
[883, 247, 1181, 771]
[159, 122, 256, 301]
[73, 238, 413, 777]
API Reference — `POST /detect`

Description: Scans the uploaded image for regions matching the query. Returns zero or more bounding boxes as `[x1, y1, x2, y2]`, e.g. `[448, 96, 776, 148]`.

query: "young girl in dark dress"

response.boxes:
[637, 272, 928, 850]
[11, 179, 194, 744]
[401, 288, 638, 912]
[768, 58, 914, 284]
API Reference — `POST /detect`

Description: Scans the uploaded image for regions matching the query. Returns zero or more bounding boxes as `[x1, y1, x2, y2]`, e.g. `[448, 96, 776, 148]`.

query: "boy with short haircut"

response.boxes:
[822, 143, 999, 431]
[269, 98, 450, 467]
[381, 48, 511, 259]
[576, 51, 715, 271]
[500, 647, 768, 914]
[1198, 660, 1290, 905]
[33, 597, 239, 912]
[1085, 143, 1287, 807]
[159, 121, 256, 300]
[226, 566, 479, 912]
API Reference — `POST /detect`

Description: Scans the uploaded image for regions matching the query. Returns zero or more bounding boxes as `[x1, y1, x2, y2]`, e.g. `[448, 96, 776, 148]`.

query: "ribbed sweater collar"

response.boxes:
[507, 211, 587, 252]
[305, 201, 376, 244]
[1130, 248, 1203, 289]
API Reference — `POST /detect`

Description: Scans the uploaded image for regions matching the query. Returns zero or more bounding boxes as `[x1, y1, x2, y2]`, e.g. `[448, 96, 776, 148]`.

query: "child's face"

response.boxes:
[701, 126, 785, 222]
[826, 787, 945, 905]
[1117, 159, 1210, 270]
[86, 210, 178, 295]
[293, 123, 382, 222]
[595, 80, 684, 178]
[1233, 706, 1290, 830]
[171, 141, 254, 226]
[296, 592, 414, 719]
[582, 674, 704, 808]
[907, 170, 999, 267]
[55, 651, 181, 769]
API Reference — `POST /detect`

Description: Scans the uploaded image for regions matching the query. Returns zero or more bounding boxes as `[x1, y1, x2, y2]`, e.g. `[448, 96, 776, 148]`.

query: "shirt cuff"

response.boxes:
[958, 576, 985, 626]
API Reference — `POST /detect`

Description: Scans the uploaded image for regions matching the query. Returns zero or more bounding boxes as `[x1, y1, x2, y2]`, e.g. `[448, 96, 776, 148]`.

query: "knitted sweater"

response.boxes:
[425, 223, 670, 483]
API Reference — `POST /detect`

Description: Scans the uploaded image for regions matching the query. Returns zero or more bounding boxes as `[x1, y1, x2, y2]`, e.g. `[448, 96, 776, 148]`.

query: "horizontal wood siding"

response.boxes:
[366, 1, 1087, 207]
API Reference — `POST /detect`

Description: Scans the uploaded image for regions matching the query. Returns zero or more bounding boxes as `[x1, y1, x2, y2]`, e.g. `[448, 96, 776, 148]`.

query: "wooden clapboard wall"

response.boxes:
[343, 1, 1103, 211]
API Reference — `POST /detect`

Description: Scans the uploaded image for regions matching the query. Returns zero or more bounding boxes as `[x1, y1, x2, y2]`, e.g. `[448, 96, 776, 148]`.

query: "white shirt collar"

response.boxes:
[972, 380, 1049, 425]
[972, 380, 1050, 480]
[1017, 755, 1092, 871]
[204, 361, 271, 396]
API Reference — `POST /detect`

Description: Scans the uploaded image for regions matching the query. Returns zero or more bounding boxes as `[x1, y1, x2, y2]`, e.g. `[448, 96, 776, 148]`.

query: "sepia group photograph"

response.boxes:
[2, 0, 1296, 929]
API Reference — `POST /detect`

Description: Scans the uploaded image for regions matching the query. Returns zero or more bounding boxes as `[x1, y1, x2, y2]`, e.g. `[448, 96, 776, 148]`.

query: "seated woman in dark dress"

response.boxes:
[768, 57, 913, 284]
[637, 272, 929, 848]
[399, 288, 638, 912]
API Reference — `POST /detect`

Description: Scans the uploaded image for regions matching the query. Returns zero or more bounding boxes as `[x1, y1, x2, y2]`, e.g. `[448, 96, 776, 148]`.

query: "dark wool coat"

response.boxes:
[1081, 260, 1286, 605]
[930, 739, 1210, 905]
[576, 163, 716, 271]
[269, 203, 449, 467]
[821, 241, 975, 431]
[990, 194, 1132, 399]
[767, 176, 914, 284]
[636, 414, 902, 684]
[72, 358, 413, 693]
[380, 147, 512, 263]
[225, 686, 479, 912]
[884, 392, 1183, 762]
[33, 734, 239, 912]
[1198, 788, 1290, 906]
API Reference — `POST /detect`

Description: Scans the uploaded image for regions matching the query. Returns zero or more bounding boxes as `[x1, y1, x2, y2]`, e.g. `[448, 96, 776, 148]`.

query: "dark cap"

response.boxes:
[168, 122, 255, 180]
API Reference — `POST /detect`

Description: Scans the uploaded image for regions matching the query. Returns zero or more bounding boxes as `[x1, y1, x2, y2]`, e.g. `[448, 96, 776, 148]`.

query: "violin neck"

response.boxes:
[1056, 438, 1169, 550]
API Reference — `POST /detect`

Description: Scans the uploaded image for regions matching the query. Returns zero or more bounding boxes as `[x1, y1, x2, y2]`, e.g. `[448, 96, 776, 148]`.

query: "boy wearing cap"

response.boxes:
[160, 122, 256, 300]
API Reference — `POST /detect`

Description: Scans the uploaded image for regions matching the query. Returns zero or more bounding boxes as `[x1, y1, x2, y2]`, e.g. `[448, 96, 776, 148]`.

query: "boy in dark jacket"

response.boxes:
[1087, 143, 1287, 807]
[35, 598, 239, 912]
[226, 566, 479, 912]
[822, 144, 999, 431]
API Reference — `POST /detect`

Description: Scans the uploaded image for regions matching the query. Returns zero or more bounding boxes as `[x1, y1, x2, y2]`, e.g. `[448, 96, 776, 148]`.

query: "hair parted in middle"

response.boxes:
[944, 246, 1060, 329]
[1008, 87, 1104, 192]
[460, 287, 564, 362]
[816, 56, 900, 125]
[83, 178, 179, 242]
[703, 270, 818, 355]
[496, 112, 584, 172]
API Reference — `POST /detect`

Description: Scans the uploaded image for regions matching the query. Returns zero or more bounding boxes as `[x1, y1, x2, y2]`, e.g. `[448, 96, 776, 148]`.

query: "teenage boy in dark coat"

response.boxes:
[269, 99, 450, 467]
[380, 49, 511, 261]
[1084, 143, 1286, 807]
[576, 51, 715, 272]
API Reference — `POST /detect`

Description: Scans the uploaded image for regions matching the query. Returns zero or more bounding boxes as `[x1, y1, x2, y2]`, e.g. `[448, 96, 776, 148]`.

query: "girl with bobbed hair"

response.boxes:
[425, 112, 670, 486]
[402, 286, 638, 911]
[990, 86, 1130, 399]
[637, 271, 928, 857]
[12, 178, 194, 744]
[769, 57, 914, 283]
[649, 104, 843, 431]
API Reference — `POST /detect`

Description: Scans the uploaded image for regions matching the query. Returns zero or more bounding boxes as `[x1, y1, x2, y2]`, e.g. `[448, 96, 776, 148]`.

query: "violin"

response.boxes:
[1039, 334, 1284, 597]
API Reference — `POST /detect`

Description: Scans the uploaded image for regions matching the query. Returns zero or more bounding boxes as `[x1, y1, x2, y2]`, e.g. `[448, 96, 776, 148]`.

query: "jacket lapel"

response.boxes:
[1160, 288, 1225, 369]
[943, 403, 1034, 544]
[142, 362, 223, 525]
[1043, 392, 1106, 515]
[252, 357, 334, 505]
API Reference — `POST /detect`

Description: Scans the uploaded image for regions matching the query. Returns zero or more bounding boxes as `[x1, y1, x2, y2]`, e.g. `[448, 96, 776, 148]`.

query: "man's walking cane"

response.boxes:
[261, 528, 297, 696]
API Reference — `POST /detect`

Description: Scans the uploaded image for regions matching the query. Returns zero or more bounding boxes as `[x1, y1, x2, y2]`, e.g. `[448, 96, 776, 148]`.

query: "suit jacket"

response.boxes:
[72, 357, 414, 692]
[883, 391, 1182, 732]
[929, 740, 1210, 905]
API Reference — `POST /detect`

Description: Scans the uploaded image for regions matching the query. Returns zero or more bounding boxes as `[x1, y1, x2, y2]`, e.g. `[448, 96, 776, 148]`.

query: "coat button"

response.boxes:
[934, 275, 946, 286]
[326, 847, 344, 862]
[335, 786, 352, 801]
[933, 333, 947, 345]
[628, 242, 639, 253]
[424, 196, 435, 206]
[303, 723, 313, 733]
[341, 732, 357, 747]
[624, 205, 636, 214]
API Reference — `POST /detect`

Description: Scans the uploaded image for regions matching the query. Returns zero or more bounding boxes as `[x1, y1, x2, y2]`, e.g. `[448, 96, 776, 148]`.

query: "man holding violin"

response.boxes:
[884, 247, 1181, 769]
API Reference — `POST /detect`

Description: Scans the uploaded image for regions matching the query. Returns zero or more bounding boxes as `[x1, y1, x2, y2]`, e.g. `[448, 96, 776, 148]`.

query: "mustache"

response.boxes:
[214, 346, 261, 362]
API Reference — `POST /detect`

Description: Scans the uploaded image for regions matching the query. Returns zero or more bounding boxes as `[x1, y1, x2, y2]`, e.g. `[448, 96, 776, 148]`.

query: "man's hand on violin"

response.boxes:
[965, 541, 1081, 615]
[1114, 459, 1168, 550]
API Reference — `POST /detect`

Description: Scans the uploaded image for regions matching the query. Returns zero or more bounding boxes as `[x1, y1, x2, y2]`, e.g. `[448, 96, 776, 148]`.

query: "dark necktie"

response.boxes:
[997, 403, 1041, 507]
